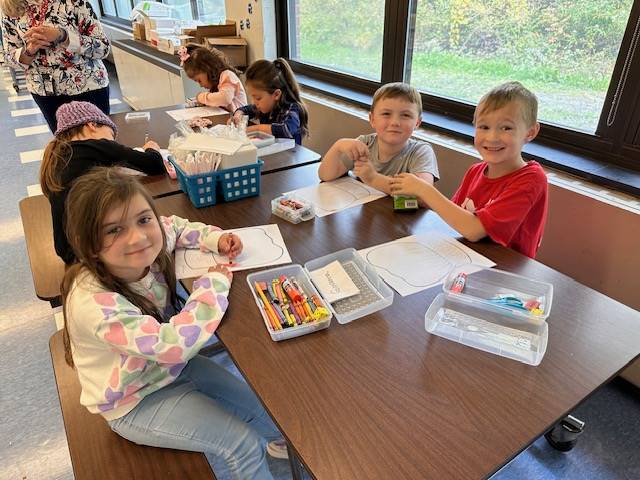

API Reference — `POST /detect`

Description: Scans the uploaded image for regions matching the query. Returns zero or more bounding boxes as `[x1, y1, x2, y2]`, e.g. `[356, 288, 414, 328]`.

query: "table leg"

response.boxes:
[287, 443, 305, 480]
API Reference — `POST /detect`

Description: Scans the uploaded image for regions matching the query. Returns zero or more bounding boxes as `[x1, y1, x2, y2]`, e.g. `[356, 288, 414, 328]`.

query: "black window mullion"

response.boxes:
[275, 0, 290, 58]
[596, 0, 640, 149]
[380, 1, 400, 83]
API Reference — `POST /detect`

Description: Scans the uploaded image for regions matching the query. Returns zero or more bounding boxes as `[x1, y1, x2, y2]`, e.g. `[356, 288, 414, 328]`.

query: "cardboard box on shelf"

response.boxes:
[183, 20, 237, 44]
[156, 36, 181, 54]
[132, 22, 145, 41]
[205, 36, 247, 67]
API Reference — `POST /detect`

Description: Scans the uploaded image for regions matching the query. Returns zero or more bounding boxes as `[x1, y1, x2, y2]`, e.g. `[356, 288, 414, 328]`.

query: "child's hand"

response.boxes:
[338, 139, 369, 163]
[208, 264, 233, 282]
[389, 173, 429, 197]
[143, 140, 160, 151]
[196, 91, 209, 104]
[353, 157, 377, 184]
[218, 233, 243, 259]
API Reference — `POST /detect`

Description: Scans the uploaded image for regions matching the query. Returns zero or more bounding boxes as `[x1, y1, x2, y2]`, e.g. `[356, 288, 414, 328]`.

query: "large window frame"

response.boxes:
[97, 0, 212, 26]
[276, 0, 640, 180]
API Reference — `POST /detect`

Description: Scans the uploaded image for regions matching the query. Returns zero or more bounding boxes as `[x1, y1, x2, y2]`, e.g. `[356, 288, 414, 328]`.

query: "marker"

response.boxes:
[280, 275, 302, 302]
[450, 272, 467, 294]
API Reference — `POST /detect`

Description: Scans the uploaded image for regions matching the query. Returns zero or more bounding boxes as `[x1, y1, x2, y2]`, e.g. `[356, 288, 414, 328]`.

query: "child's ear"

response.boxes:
[525, 122, 541, 143]
[368, 111, 374, 127]
[273, 89, 282, 101]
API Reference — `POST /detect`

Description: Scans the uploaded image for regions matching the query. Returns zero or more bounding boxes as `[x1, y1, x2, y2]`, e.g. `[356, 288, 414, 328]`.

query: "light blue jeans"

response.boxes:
[108, 355, 279, 479]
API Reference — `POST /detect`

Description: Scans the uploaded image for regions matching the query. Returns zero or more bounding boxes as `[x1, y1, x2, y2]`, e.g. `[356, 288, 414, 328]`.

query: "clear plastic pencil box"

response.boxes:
[424, 265, 553, 366]
[247, 248, 394, 341]
[271, 194, 315, 224]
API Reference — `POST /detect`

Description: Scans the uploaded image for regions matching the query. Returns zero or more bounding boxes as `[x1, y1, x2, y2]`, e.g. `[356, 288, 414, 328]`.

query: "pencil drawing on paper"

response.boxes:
[174, 224, 292, 279]
[288, 177, 385, 217]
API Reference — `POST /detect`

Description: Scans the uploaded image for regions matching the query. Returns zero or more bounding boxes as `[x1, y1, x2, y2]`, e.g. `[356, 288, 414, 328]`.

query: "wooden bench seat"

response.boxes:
[49, 330, 216, 479]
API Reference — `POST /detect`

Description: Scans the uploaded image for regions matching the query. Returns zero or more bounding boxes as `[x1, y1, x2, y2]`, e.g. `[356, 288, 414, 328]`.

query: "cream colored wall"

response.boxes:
[303, 95, 640, 382]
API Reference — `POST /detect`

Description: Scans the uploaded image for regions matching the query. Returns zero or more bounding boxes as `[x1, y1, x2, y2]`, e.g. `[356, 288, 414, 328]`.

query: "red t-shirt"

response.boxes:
[451, 161, 548, 258]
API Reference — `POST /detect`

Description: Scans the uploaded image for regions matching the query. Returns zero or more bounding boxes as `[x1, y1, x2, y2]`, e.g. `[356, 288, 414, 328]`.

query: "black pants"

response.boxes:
[32, 85, 110, 133]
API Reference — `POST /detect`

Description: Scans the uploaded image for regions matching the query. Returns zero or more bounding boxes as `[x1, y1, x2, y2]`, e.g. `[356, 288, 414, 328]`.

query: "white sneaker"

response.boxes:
[266, 439, 289, 459]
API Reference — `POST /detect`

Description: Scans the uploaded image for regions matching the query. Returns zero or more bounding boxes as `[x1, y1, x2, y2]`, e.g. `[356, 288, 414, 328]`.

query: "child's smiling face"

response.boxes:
[474, 100, 539, 172]
[98, 193, 164, 282]
[368, 96, 421, 148]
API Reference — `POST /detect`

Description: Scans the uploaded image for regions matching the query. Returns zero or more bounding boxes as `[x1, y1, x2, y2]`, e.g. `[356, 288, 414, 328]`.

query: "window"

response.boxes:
[114, 0, 134, 20]
[287, 0, 386, 81]
[162, 0, 195, 21]
[278, 0, 640, 176]
[100, 0, 117, 17]
[98, 0, 226, 26]
[409, 1, 634, 134]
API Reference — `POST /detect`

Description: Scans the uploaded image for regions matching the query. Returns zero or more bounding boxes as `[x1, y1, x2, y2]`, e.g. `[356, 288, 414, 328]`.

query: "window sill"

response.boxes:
[298, 74, 640, 198]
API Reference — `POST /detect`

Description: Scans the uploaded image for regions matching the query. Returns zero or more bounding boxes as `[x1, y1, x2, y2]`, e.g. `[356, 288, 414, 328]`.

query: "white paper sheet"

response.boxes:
[285, 177, 386, 217]
[358, 231, 495, 296]
[165, 106, 228, 121]
[174, 224, 292, 279]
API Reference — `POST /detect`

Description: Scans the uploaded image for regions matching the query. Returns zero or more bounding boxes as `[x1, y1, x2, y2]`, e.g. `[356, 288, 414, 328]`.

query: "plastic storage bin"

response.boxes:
[170, 158, 263, 208]
[425, 265, 553, 365]
[247, 248, 394, 341]
[271, 194, 315, 224]
[247, 265, 333, 341]
[304, 248, 394, 325]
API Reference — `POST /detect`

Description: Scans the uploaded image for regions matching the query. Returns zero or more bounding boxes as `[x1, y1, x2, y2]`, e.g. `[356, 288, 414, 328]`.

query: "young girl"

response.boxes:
[40, 100, 166, 265]
[180, 45, 247, 112]
[61, 167, 286, 478]
[234, 58, 309, 145]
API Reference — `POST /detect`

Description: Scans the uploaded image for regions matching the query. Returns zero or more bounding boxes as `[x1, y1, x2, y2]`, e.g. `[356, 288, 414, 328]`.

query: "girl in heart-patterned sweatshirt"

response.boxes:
[61, 167, 286, 479]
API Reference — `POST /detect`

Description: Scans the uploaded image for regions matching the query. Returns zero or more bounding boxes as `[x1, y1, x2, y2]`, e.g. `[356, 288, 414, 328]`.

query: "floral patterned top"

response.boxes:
[1, 0, 110, 96]
[66, 215, 229, 421]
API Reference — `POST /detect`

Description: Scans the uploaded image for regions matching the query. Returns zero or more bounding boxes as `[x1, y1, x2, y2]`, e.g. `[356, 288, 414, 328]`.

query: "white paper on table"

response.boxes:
[165, 106, 228, 121]
[358, 231, 495, 296]
[308, 260, 360, 303]
[257, 138, 296, 157]
[174, 224, 292, 279]
[176, 133, 244, 155]
[285, 177, 386, 217]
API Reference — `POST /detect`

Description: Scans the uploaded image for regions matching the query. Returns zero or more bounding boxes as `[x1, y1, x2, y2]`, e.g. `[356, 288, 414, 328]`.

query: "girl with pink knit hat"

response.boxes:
[40, 100, 166, 264]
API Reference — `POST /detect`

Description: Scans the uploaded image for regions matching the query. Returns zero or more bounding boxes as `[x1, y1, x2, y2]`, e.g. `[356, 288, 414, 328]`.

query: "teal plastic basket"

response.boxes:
[169, 158, 263, 208]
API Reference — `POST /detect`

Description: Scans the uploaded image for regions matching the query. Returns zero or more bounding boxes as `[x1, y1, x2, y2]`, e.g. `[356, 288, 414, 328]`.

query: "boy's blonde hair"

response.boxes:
[474, 81, 538, 127]
[372, 82, 422, 117]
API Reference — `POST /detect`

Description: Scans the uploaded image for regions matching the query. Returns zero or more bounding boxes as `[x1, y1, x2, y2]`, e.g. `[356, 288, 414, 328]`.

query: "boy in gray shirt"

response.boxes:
[318, 82, 439, 195]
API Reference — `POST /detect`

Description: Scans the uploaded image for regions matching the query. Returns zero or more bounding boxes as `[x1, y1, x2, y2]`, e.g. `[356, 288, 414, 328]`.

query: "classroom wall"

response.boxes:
[303, 95, 640, 383]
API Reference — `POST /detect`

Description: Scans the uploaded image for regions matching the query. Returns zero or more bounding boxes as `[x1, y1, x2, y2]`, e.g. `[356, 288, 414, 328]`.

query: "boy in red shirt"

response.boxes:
[389, 81, 548, 258]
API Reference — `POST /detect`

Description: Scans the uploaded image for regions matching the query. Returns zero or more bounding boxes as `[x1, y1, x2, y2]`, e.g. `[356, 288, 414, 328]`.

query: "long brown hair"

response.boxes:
[39, 125, 85, 197]
[60, 168, 182, 367]
[244, 58, 309, 138]
[183, 44, 239, 92]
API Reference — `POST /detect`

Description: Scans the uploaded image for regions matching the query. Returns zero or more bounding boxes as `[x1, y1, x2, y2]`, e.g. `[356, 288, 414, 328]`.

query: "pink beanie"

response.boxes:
[54, 101, 118, 138]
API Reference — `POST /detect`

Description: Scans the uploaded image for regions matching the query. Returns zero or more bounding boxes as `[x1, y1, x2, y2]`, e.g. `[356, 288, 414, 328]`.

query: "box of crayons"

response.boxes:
[247, 265, 333, 341]
[247, 249, 395, 341]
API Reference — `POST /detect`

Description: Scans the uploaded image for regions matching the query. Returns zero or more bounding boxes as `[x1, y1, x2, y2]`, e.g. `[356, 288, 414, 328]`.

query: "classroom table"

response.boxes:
[154, 163, 640, 480]
[110, 105, 322, 198]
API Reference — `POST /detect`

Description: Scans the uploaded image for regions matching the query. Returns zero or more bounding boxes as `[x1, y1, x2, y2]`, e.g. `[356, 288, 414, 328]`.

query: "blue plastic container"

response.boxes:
[169, 158, 263, 208]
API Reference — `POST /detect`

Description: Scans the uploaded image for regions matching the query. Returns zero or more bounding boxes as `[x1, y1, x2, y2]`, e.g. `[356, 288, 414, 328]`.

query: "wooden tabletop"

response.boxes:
[111, 105, 321, 198]
[154, 163, 640, 480]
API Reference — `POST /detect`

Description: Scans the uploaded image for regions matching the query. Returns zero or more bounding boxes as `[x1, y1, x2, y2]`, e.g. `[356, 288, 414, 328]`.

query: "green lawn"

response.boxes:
[298, 43, 611, 132]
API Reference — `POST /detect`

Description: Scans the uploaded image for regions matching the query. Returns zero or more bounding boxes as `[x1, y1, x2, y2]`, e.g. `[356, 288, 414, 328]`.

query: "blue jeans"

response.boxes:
[108, 355, 279, 479]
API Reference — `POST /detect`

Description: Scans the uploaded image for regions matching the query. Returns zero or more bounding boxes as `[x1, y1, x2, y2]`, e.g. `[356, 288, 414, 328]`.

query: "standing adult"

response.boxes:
[1, 0, 110, 132]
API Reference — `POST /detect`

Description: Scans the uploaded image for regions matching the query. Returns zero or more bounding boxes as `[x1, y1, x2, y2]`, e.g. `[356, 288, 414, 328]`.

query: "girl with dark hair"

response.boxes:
[179, 44, 247, 112]
[234, 58, 309, 144]
[61, 168, 288, 478]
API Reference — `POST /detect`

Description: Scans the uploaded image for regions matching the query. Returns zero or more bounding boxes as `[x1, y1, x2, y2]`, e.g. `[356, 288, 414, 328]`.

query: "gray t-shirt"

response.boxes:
[341, 133, 439, 180]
